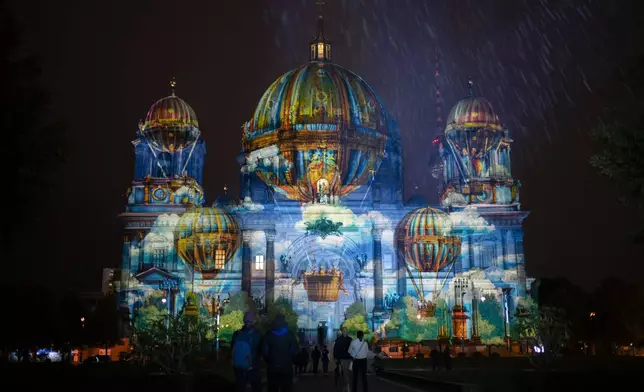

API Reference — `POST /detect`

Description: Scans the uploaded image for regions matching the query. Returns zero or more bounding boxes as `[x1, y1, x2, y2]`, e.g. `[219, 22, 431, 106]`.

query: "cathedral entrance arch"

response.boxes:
[282, 234, 366, 330]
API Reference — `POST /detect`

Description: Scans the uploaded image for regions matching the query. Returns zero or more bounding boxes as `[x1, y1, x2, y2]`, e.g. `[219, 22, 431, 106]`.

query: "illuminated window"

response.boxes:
[255, 255, 265, 271]
[215, 249, 226, 270]
[317, 43, 325, 59]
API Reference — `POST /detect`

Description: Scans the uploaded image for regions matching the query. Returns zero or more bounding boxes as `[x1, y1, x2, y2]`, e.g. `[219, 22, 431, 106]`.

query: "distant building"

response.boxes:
[101, 268, 118, 295]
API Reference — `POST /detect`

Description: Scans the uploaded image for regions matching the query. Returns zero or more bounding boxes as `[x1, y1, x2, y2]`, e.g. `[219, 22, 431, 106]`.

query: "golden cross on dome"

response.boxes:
[170, 77, 177, 96]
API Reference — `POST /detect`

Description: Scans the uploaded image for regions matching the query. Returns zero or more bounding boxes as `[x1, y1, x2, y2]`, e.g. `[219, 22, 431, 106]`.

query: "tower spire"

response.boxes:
[468, 77, 474, 98]
[430, 45, 445, 183]
[170, 77, 177, 96]
[310, 0, 331, 61]
[434, 47, 443, 137]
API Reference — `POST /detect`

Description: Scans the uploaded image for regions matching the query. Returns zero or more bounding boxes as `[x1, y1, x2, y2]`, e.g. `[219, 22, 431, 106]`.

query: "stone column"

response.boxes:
[460, 233, 471, 271]
[122, 235, 131, 270]
[514, 231, 527, 297]
[500, 229, 507, 270]
[468, 234, 475, 269]
[372, 228, 384, 315]
[265, 229, 276, 306]
[396, 241, 407, 296]
[241, 230, 253, 294]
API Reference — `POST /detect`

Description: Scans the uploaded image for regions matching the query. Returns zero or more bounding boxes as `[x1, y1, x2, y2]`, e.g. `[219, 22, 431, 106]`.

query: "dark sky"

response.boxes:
[10, 0, 644, 292]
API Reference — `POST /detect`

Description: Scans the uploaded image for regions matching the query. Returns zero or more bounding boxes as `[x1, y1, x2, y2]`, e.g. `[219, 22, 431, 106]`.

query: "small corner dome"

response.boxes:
[140, 94, 200, 153]
[444, 96, 502, 133]
[144, 95, 199, 129]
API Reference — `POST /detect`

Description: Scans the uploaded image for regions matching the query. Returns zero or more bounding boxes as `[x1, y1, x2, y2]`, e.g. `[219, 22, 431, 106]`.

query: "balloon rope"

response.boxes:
[403, 260, 424, 303]
[181, 140, 199, 175]
[145, 142, 169, 178]
[436, 256, 457, 298]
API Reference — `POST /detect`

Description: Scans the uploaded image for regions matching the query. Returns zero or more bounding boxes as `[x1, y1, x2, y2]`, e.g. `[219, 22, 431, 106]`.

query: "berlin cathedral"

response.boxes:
[117, 9, 531, 341]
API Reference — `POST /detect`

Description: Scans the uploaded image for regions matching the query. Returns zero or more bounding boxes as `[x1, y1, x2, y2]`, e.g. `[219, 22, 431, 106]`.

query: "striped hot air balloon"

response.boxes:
[176, 207, 240, 279]
[395, 206, 461, 273]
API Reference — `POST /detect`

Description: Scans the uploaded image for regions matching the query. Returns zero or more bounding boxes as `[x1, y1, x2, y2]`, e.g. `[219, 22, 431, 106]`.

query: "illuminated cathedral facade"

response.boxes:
[117, 12, 530, 341]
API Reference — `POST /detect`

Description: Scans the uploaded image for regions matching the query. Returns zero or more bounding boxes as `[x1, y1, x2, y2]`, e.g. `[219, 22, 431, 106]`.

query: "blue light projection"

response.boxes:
[116, 17, 530, 344]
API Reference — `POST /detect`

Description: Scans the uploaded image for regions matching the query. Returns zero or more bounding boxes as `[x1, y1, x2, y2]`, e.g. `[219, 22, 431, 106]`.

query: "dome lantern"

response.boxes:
[310, 0, 331, 62]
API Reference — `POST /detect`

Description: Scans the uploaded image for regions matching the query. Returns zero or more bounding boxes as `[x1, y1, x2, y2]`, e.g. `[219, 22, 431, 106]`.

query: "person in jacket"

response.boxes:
[333, 326, 353, 392]
[348, 331, 369, 392]
[263, 313, 299, 392]
[231, 312, 263, 392]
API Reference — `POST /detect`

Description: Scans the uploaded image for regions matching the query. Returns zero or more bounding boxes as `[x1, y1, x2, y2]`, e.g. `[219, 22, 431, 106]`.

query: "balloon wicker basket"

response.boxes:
[304, 273, 343, 302]
[418, 301, 437, 318]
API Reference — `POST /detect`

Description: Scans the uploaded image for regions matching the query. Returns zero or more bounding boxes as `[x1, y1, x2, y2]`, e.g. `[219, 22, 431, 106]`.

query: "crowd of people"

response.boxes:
[231, 312, 371, 392]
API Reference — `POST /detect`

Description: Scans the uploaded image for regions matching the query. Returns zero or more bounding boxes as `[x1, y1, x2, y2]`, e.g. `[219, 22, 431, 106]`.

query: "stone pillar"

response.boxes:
[137, 232, 145, 271]
[468, 234, 475, 269]
[514, 231, 527, 297]
[241, 230, 253, 294]
[372, 228, 384, 315]
[122, 235, 131, 270]
[500, 229, 507, 270]
[265, 229, 276, 306]
[396, 242, 407, 297]
[460, 233, 471, 271]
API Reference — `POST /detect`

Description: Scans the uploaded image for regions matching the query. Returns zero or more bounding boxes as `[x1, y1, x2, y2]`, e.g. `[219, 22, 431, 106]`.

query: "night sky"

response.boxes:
[10, 0, 644, 292]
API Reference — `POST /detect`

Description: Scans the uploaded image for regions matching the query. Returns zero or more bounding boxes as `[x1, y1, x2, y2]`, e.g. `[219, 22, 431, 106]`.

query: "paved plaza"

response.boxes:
[291, 370, 427, 392]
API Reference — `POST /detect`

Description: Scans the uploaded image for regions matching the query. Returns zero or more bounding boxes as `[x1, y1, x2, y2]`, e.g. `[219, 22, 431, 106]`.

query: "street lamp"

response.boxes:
[211, 295, 228, 361]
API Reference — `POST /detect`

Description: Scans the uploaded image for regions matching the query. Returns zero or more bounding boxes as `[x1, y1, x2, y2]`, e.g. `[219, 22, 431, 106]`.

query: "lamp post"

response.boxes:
[211, 295, 228, 361]
[501, 287, 511, 351]
[80, 317, 85, 362]
[471, 286, 482, 345]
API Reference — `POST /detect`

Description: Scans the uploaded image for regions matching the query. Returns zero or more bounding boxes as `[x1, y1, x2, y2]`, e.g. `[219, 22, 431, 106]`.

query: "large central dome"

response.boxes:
[244, 61, 386, 140]
[240, 12, 388, 204]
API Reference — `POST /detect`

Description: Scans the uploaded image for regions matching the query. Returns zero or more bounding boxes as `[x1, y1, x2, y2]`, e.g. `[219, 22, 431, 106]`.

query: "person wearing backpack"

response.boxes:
[348, 331, 369, 392]
[263, 313, 299, 392]
[232, 311, 263, 392]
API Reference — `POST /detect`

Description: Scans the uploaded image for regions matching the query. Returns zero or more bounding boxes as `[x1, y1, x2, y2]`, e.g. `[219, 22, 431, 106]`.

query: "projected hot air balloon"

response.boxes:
[395, 206, 461, 318]
[444, 81, 504, 179]
[141, 84, 200, 153]
[242, 62, 388, 203]
[176, 207, 240, 279]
